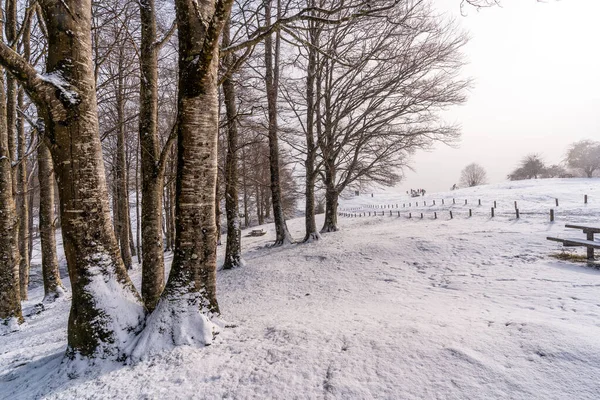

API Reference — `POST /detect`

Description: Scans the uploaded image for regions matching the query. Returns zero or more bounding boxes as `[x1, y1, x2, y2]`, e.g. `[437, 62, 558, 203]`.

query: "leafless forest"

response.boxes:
[0, 0, 495, 361]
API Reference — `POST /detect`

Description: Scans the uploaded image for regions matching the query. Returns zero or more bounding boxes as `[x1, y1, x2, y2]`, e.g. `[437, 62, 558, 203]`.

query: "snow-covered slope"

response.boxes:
[1, 179, 600, 399]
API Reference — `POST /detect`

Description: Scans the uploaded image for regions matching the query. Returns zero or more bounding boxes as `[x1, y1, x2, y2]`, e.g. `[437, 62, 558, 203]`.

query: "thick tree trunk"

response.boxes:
[0, 7, 22, 323]
[0, 0, 146, 358]
[38, 139, 64, 302]
[222, 19, 243, 269]
[264, 0, 293, 246]
[133, 0, 232, 356]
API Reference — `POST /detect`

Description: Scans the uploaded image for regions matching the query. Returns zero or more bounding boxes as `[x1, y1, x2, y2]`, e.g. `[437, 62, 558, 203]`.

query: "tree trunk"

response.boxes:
[222, 19, 243, 269]
[0, 6, 22, 323]
[38, 138, 64, 302]
[256, 183, 264, 225]
[0, 0, 145, 358]
[241, 147, 250, 228]
[321, 184, 339, 233]
[115, 50, 133, 270]
[216, 174, 222, 246]
[17, 89, 30, 300]
[133, 0, 232, 356]
[264, 0, 293, 246]
[138, 0, 171, 311]
[303, 13, 320, 242]
[6, 0, 17, 186]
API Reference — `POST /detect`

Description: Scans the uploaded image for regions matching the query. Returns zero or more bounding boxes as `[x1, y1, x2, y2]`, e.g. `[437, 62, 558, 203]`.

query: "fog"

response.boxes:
[398, 0, 600, 193]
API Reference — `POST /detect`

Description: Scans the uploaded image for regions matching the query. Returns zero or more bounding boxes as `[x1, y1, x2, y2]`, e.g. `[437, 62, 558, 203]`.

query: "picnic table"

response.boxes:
[247, 229, 266, 237]
[547, 224, 600, 261]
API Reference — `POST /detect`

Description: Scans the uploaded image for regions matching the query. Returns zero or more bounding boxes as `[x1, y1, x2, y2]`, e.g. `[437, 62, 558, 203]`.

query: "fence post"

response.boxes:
[465, 199, 467, 205]
[516, 209, 519, 219]
[469, 209, 472, 217]
[424, 201, 426, 206]
[555, 198, 559, 207]
[550, 209, 554, 222]
[514, 201, 517, 209]
[397, 211, 400, 217]
[453, 198, 455, 204]
[434, 212, 437, 219]
[491, 207, 494, 218]
[409, 212, 412, 218]
[494, 201, 497, 208]
[585, 194, 588, 204]
[450, 211, 453, 219]
[442, 199, 445, 205]
[478, 199, 481, 206]
[433, 200, 436, 205]
[421, 213, 423, 219]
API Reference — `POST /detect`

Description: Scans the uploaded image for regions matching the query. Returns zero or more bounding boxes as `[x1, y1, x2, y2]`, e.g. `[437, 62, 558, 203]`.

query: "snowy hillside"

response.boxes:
[1, 178, 600, 399]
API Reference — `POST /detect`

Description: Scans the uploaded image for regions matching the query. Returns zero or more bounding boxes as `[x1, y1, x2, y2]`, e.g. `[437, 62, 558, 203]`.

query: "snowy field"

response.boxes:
[1, 178, 600, 399]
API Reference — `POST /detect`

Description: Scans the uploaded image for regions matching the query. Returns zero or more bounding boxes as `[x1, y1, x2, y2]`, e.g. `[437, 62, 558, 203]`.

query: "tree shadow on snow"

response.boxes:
[0, 349, 132, 399]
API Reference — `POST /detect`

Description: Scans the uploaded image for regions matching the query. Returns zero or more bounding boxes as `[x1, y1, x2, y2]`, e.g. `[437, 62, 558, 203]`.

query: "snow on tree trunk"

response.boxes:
[133, 0, 233, 357]
[0, 0, 146, 358]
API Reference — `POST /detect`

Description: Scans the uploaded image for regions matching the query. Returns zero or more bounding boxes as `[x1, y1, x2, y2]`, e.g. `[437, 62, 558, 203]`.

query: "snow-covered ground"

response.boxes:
[1, 178, 600, 399]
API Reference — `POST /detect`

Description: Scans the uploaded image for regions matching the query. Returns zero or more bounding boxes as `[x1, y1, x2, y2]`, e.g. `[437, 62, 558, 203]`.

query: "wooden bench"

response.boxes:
[547, 224, 600, 260]
[247, 229, 266, 237]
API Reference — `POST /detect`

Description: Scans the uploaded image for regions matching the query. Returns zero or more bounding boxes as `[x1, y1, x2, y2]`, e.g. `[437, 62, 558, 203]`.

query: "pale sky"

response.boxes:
[398, 0, 600, 193]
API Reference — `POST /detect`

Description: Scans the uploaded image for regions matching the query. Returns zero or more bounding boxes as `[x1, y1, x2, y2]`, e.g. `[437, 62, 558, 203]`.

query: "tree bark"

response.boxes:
[133, 0, 233, 356]
[303, 11, 321, 242]
[38, 138, 64, 302]
[264, 0, 293, 246]
[0, 5, 21, 324]
[321, 185, 339, 233]
[115, 49, 133, 270]
[216, 174, 222, 246]
[138, 0, 169, 311]
[222, 19, 243, 269]
[0, 0, 145, 358]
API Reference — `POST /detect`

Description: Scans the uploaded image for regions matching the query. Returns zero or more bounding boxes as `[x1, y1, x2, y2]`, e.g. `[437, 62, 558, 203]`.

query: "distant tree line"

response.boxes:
[508, 140, 600, 181]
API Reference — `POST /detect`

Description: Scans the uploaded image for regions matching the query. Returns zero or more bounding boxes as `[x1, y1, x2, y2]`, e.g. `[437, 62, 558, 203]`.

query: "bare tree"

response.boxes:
[0, 0, 145, 358]
[314, 2, 468, 232]
[565, 140, 600, 178]
[264, 0, 294, 245]
[508, 154, 546, 180]
[459, 163, 487, 187]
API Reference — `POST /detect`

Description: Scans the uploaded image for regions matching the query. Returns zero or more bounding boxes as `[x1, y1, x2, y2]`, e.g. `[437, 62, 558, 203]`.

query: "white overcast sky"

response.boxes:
[397, 0, 600, 193]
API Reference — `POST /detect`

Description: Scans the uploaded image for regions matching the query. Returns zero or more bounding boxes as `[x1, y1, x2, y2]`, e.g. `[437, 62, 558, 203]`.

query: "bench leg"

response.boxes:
[588, 232, 595, 261]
